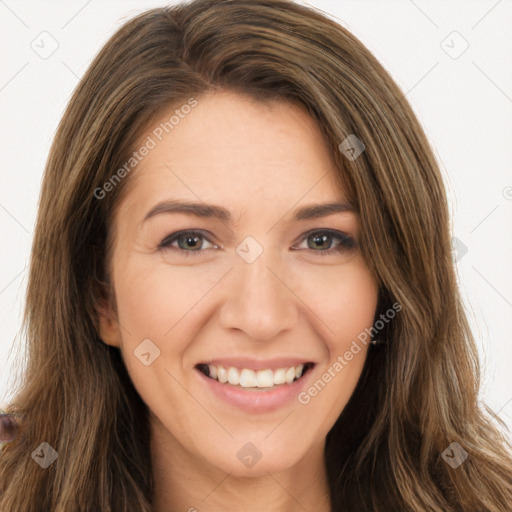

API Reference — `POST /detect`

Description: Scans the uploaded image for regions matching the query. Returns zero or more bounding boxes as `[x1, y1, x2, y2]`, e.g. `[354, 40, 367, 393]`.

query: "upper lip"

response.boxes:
[196, 357, 315, 371]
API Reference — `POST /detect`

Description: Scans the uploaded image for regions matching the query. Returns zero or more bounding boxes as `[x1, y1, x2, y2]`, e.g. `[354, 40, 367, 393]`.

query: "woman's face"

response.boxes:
[99, 90, 379, 477]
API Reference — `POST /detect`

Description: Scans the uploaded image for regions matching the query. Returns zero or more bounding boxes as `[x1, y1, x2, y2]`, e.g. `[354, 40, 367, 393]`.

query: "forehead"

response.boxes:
[117, 90, 349, 219]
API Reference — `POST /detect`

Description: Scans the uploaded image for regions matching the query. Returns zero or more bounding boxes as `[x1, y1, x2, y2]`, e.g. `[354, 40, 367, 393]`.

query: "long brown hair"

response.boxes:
[1, 1, 511, 510]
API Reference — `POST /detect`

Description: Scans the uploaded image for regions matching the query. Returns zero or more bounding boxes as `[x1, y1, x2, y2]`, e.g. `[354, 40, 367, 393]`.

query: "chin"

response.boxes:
[204, 439, 310, 478]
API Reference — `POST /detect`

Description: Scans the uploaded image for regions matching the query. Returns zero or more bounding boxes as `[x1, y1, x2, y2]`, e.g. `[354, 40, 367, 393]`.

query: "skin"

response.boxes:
[98, 90, 379, 512]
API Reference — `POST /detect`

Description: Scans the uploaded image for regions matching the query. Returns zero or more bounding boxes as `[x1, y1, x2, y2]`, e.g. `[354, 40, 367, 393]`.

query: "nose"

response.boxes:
[218, 249, 299, 341]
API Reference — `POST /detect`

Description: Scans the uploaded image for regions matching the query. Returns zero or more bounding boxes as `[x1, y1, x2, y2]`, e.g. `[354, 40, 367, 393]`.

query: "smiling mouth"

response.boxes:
[195, 362, 315, 389]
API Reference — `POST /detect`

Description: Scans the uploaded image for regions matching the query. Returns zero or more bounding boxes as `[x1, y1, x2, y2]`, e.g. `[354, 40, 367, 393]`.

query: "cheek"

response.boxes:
[115, 251, 378, 351]
[112, 255, 227, 352]
[291, 260, 379, 435]
[331, 265, 379, 345]
[292, 256, 379, 349]
[111, 256, 189, 366]
[115, 264, 172, 339]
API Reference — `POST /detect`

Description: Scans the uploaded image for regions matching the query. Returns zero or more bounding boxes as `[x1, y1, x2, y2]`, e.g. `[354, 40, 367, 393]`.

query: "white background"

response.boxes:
[1, 1, 511, 435]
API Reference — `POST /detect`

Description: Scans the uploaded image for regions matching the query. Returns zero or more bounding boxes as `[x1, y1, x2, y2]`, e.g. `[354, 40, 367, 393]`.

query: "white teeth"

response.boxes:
[285, 366, 296, 384]
[273, 368, 286, 385]
[256, 369, 274, 388]
[217, 366, 228, 383]
[239, 369, 257, 387]
[227, 367, 240, 385]
[203, 363, 308, 388]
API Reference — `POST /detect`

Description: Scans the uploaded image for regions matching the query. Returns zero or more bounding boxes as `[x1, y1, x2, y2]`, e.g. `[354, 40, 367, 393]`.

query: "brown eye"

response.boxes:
[159, 230, 217, 255]
[294, 229, 356, 256]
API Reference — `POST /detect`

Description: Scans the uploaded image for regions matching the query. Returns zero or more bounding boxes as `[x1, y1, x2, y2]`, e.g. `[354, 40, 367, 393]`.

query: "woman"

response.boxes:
[1, 0, 511, 510]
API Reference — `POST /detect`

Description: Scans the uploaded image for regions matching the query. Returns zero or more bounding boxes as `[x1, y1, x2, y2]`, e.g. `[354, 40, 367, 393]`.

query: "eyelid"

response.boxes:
[158, 229, 219, 250]
[159, 228, 356, 253]
[292, 228, 356, 249]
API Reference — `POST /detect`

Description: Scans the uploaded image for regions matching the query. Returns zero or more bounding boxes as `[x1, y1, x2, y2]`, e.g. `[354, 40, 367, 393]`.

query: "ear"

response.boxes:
[96, 294, 122, 349]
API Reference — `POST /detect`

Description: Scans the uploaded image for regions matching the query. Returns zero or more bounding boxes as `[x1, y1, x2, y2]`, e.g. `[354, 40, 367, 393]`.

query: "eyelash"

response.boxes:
[158, 229, 356, 257]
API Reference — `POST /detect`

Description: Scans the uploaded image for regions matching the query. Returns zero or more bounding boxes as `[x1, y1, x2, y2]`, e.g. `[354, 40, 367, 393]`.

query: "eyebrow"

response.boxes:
[143, 199, 356, 223]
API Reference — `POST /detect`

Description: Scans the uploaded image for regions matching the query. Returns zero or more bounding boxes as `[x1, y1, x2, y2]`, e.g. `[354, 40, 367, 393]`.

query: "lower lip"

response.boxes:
[196, 366, 315, 413]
